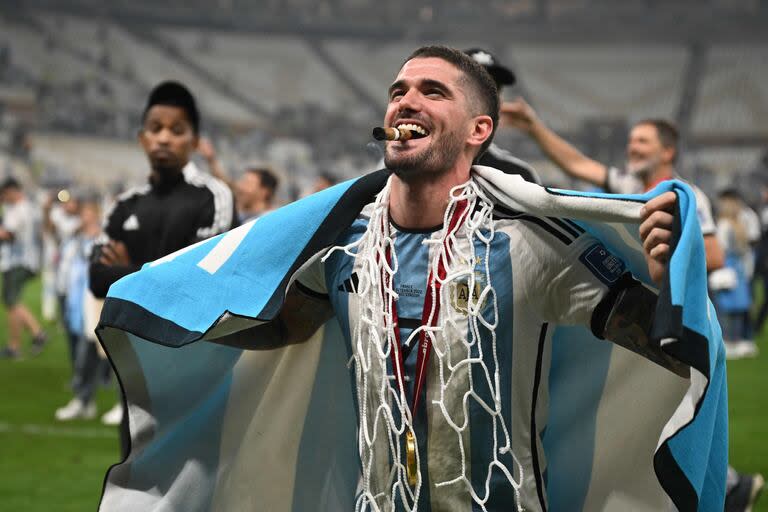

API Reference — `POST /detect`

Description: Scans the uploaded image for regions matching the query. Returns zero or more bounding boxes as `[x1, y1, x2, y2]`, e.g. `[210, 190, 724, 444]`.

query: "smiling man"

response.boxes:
[205, 46, 689, 511]
[502, 98, 724, 271]
[94, 46, 729, 512]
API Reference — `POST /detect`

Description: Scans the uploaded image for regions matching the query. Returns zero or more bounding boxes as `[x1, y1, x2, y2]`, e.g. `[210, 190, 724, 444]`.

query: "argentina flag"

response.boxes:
[96, 166, 727, 511]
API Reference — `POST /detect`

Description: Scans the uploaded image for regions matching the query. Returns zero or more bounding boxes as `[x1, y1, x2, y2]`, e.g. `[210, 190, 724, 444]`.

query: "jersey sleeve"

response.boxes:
[690, 185, 716, 237]
[518, 228, 627, 327]
[194, 177, 236, 240]
[2, 203, 23, 233]
[604, 166, 643, 195]
[88, 199, 138, 298]
[102, 199, 126, 241]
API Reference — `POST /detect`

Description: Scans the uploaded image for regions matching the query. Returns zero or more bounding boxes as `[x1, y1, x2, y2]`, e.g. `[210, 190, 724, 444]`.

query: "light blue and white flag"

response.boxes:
[97, 167, 726, 511]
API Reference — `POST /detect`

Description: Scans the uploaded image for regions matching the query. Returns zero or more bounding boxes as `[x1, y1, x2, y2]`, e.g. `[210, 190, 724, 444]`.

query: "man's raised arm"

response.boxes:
[501, 97, 608, 188]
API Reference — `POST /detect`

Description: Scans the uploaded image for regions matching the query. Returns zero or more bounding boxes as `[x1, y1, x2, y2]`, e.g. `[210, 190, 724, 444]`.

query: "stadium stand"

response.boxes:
[0, 7, 764, 201]
[511, 43, 687, 132]
[161, 28, 361, 115]
[692, 44, 768, 137]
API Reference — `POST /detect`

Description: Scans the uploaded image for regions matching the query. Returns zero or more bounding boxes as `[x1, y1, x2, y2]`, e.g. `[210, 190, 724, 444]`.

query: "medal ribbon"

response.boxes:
[384, 199, 469, 415]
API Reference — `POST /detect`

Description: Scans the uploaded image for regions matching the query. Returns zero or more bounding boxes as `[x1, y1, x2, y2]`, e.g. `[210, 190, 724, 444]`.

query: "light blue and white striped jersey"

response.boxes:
[299, 200, 630, 511]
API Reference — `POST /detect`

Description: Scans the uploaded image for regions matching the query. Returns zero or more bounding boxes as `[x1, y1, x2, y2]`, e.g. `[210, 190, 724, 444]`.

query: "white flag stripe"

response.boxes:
[149, 238, 209, 267]
[197, 221, 256, 275]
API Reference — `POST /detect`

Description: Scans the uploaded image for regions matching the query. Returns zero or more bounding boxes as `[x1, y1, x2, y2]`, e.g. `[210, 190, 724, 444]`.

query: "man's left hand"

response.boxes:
[99, 240, 132, 266]
[639, 191, 677, 285]
[197, 137, 216, 163]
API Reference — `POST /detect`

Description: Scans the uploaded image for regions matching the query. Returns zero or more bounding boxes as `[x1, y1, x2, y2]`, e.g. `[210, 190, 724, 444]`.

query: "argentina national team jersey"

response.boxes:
[298, 199, 630, 512]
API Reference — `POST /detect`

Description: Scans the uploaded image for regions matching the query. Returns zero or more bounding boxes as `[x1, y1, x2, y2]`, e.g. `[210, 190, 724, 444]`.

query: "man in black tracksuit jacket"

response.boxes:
[89, 81, 237, 456]
[89, 164, 236, 297]
[90, 81, 236, 297]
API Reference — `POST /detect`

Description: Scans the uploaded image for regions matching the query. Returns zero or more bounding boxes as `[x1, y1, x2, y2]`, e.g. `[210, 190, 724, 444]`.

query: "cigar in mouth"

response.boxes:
[372, 126, 427, 141]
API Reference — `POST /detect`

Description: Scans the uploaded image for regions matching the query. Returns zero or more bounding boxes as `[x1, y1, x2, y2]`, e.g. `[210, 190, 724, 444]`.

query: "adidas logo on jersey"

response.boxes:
[123, 214, 140, 231]
[338, 272, 360, 293]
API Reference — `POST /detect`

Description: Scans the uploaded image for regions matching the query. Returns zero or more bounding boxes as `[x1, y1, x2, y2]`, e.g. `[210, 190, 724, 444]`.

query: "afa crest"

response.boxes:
[449, 280, 483, 314]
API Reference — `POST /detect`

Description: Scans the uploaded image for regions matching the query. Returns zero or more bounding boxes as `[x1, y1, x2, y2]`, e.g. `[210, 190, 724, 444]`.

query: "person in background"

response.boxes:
[43, 191, 82, 370]
[0, 177, 46, 359]
[311, 171, 338, 194]
[753, 178, 768, 335]
[502, 98, 724, 272]
[235, 167, 279, 222]
[721, 196, 766, 506]
[54, 198, 112, 421]
[197, 136, 232, 187]
[464, 48, 542, 184]
[709, 188, 758, 360]
[89, 80, 237, 451]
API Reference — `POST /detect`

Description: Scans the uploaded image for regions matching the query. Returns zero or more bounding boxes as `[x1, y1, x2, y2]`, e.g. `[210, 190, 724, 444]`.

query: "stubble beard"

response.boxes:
[626, 155, 661, 179]
[385, 130, 464, 182]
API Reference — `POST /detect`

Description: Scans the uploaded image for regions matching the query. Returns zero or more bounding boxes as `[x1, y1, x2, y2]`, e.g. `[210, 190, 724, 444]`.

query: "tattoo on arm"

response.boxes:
[208, 284, 334, 350]
[603, 284, 690, 378]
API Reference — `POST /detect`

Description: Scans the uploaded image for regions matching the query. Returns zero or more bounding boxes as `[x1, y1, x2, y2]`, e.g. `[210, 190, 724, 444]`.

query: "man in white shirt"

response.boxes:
[43, 192, 82, 366]
[235, 167, 279, 223]
[501, 98, 724, 271]
[0, 178, 46, 358]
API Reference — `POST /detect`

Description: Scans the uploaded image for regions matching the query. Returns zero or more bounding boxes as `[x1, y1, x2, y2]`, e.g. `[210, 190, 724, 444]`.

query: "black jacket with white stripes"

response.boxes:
[89, 163, 237, 298]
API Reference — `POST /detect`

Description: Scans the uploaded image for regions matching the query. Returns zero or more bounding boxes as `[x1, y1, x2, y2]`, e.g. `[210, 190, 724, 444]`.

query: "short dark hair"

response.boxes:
[142, 81, 200, 134]
[246, 167, 279, 200]
[404, 45, 499, 157]
[0, 177, 20, 193]
[718, 187, 742, 201]
[635, 119, 679, 163]
[318, 172, 338, 186]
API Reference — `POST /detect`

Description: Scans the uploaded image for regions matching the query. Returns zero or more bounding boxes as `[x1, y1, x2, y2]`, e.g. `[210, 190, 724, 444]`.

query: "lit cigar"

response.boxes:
[372, 126, 425, 141]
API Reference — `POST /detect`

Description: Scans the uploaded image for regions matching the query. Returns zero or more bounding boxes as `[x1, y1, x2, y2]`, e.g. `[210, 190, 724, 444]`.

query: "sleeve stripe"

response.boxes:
[101, 184, 151, 230]
[183, 164, 235, 238]
[530, 323, 550, 512]
[562, 218, 586, 234]
[494, 205, 575, 245]
[547, 217, 582, 239]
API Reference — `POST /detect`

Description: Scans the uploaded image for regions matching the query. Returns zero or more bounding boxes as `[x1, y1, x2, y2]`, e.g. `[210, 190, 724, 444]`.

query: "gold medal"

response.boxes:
[405, 430, 418, 487]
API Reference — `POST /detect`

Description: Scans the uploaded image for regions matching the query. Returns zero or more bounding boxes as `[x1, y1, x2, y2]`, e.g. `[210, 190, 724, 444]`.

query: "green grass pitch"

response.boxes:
[0, 279, 765, 510]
